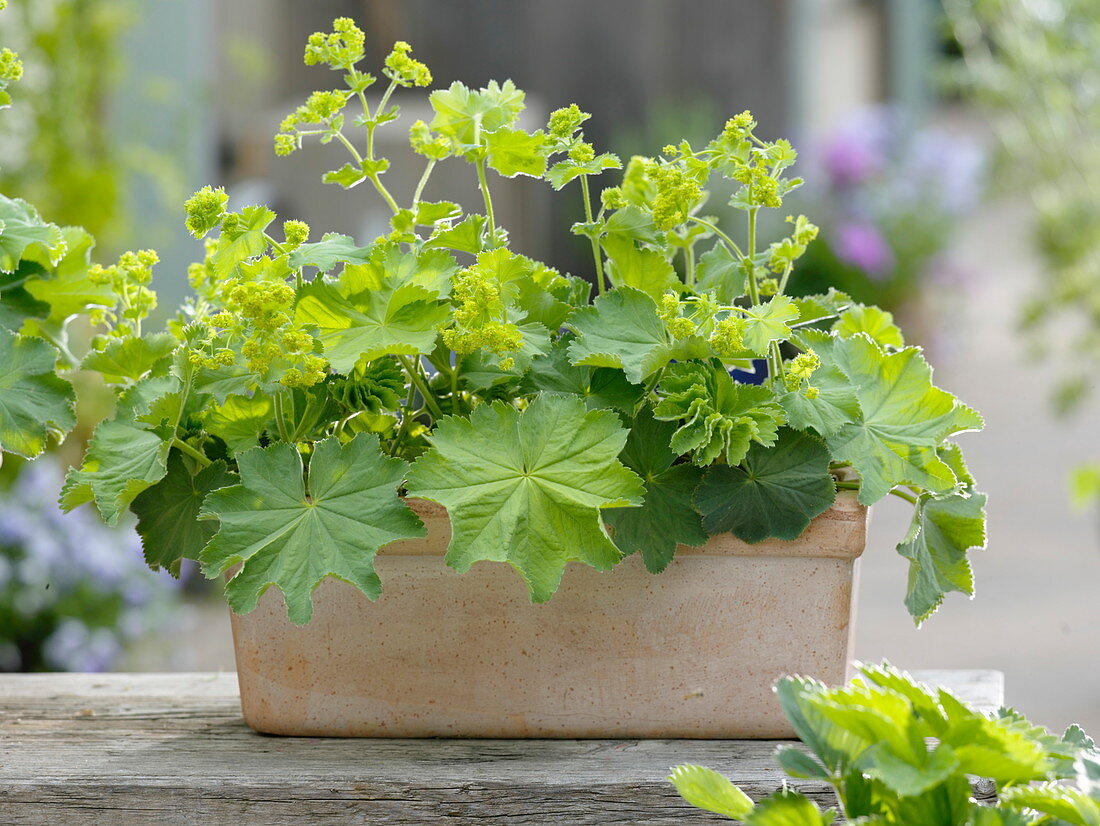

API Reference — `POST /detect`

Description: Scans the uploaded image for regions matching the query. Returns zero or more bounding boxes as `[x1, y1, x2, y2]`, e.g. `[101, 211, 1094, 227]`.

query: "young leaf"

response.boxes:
[779, 364, 861, 438]
[23, 227, 113, 324]
[130, 452, 237, 575]
[294, 268, 450, 373]
[602, 410, 706, 573]
[60, 419, 172, 526]
[668, 765, 754, 820]
[695, 428, 836, 542]
[823, 334, 983, 505]
[485, 127, 548, 178]
[834, 305, 904, 349]
[653, 362, 786, 466]
[546, 153, 621, 189]
[199, 434, 425, 624]
[81, 333, 177, 383]
[0, 194, 66, 273]
[695, 241, 745, 304]
[566, 286, 674, 384]
[600, 233, 678, 299]
[424, 214, 487, 255]
[202, 393, 274, 454]
[211, 205, 276, 278]
[429, 80, 525, 147]
[0, 328, 75, 459]
[740, 294, 801, 356]
[897, 489, 987, 624]
[288, 232, 374, 272]
[405, 394, 644, 603]
[523, 338, 642, 412]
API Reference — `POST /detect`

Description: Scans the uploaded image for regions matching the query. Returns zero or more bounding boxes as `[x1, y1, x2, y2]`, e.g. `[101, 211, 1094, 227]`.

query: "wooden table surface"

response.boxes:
[0, 670, 1002, 825]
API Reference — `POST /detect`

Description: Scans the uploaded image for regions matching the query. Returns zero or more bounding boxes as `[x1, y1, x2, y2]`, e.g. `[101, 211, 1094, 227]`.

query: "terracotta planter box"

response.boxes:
[229, 493, 868, 738]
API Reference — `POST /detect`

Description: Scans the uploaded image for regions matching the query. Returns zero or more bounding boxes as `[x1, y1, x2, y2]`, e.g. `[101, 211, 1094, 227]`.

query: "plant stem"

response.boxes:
[412, 159, 436, 207]
[398, 354, 445, 420]
[273, 391, 292, 442]
[172, 437, 211, 468]
[834, 480, 860, 490]
[475, 157, 496, 239]
[334, 130, 364, 165]
[579, 174, 606, 294]
[746, 205, 760, 305]
[367, 80, 397, 162]
[38, 328, 79, 369]
[688, 216, 746, 260]
[890, 488, 919, 505]
[684, 243, 696, 289]
[769, 341, 785, 386]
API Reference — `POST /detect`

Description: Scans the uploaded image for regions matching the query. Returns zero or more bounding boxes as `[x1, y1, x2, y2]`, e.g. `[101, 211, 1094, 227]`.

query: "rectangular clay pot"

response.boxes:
[229, 492, 867, 738]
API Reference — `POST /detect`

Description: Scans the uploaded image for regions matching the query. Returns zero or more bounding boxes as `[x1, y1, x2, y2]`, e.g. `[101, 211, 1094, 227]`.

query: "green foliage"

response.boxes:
[0, 16, 986, 622]
[199, 435, 424, 624]
[672, 663, 1100, 824]
[405, 394, 643, 602]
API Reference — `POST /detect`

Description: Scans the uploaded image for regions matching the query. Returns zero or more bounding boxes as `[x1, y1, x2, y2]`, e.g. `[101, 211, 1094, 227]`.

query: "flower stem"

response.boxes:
[475, 158, 496, 239]
[398, 354, 445, 420]
[580, 174, 606, 294]
[172, 437, 211, 468]
[273, 391, 293, 442]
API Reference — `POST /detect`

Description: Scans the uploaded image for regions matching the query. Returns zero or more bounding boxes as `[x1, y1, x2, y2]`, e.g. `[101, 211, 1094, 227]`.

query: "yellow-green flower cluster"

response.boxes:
[275, 90, 350, 156]
[184, 186, 229, 239]
[303, 17, 365, 70]
[568, 142, 596, 163]
[547, 104, 589, 141]
[731, 160, 781, 208]
[409, 120, 451, 160]
[0, 47, 22, 83]
[709, 315, 747, 356]
[87, 250, 159, 344]
[383, 41, 431, 87]
[768, 214, 820, 273]
[282, 220, 310, 249]
[651, 162, 702, 231]
[442, 263, 524, 370]
[784, 349, 821, 395]
[722, 111, 756, 141]
[657, 293, 696, 339]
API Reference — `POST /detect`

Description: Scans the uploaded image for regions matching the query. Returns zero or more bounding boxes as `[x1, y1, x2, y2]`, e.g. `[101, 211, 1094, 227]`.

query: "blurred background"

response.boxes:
[2, 0, 1099, 734]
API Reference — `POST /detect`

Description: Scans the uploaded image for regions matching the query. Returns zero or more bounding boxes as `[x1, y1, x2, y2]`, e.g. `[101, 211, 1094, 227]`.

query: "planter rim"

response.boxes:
[382, 490, 868, 561]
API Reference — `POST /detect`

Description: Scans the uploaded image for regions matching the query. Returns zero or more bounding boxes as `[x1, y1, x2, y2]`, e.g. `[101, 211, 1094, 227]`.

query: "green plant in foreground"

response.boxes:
[0, 17, 986, 625]
[672, 663, 1100, 825]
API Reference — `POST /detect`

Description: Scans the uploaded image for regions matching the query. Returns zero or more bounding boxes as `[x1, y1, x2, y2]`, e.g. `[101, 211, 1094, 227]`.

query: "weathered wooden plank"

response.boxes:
[0, 670, 1002, 825]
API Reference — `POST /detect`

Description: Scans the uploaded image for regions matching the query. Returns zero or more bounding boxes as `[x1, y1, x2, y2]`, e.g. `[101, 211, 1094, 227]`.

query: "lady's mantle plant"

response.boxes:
[0, 18, 986, 625]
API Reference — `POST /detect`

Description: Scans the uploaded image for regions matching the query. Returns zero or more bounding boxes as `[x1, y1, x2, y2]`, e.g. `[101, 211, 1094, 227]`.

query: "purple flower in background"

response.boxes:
[835, 222, 895, 278]
[0, 457, 180, 672]
[819, 108, 892, 187]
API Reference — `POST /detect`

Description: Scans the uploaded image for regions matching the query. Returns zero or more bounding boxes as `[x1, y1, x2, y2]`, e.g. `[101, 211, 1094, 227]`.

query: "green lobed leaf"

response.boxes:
[814, 332, 983, 505]
[485, 127, 549, 178]
[600, 233, 678, 300]
[211, 205, 276, 279]
[130, 452, 237, 575]
[603, 410, 706, 573]
[60, 419, 172, 525]
[834, 305, 904, 349]
[424, 214, 488, 255]
[740, 294, 801, 356]
[23, 227, 112, 325]
[695, 428, 836, 542]
[566, 286, 674, 384]
[0, 195, 67, 274]
[405, 394, 644, 603]
[668, 764, 754, 820]
[294, 265, 450, 373]
[0, 328, 76, 459]
[695, 241, 744, 304]
[897, 488, 988, 624]
[199, 434, 425, 624]
[429, 80, 525, 147]
[0, 263, 50, 332]
[81, 333, 177, 383]
[288, 232, 374, 272]
[779, 364, 861, 439]
[653, 362, 786, 466]
[545, 153, 621, 190]
[202, 393, 274, 454]
[523, 337, 642, 413]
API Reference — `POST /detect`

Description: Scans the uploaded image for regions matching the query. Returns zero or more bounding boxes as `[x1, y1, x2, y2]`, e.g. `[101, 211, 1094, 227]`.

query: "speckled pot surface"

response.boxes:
[229, 492, 868, 738]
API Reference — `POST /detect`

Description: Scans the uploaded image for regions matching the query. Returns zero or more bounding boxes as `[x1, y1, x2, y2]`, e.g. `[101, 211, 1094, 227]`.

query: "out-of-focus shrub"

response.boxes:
[788, 107, 985, 312]
[0, 457, 179, 672]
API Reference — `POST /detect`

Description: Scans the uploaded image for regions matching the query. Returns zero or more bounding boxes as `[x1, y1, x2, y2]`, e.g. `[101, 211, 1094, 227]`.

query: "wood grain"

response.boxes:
[0, 670, 1002, 825]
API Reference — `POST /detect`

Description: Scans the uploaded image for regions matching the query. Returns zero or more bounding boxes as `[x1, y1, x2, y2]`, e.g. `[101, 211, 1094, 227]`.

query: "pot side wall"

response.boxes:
[229, 492, 867, 738]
